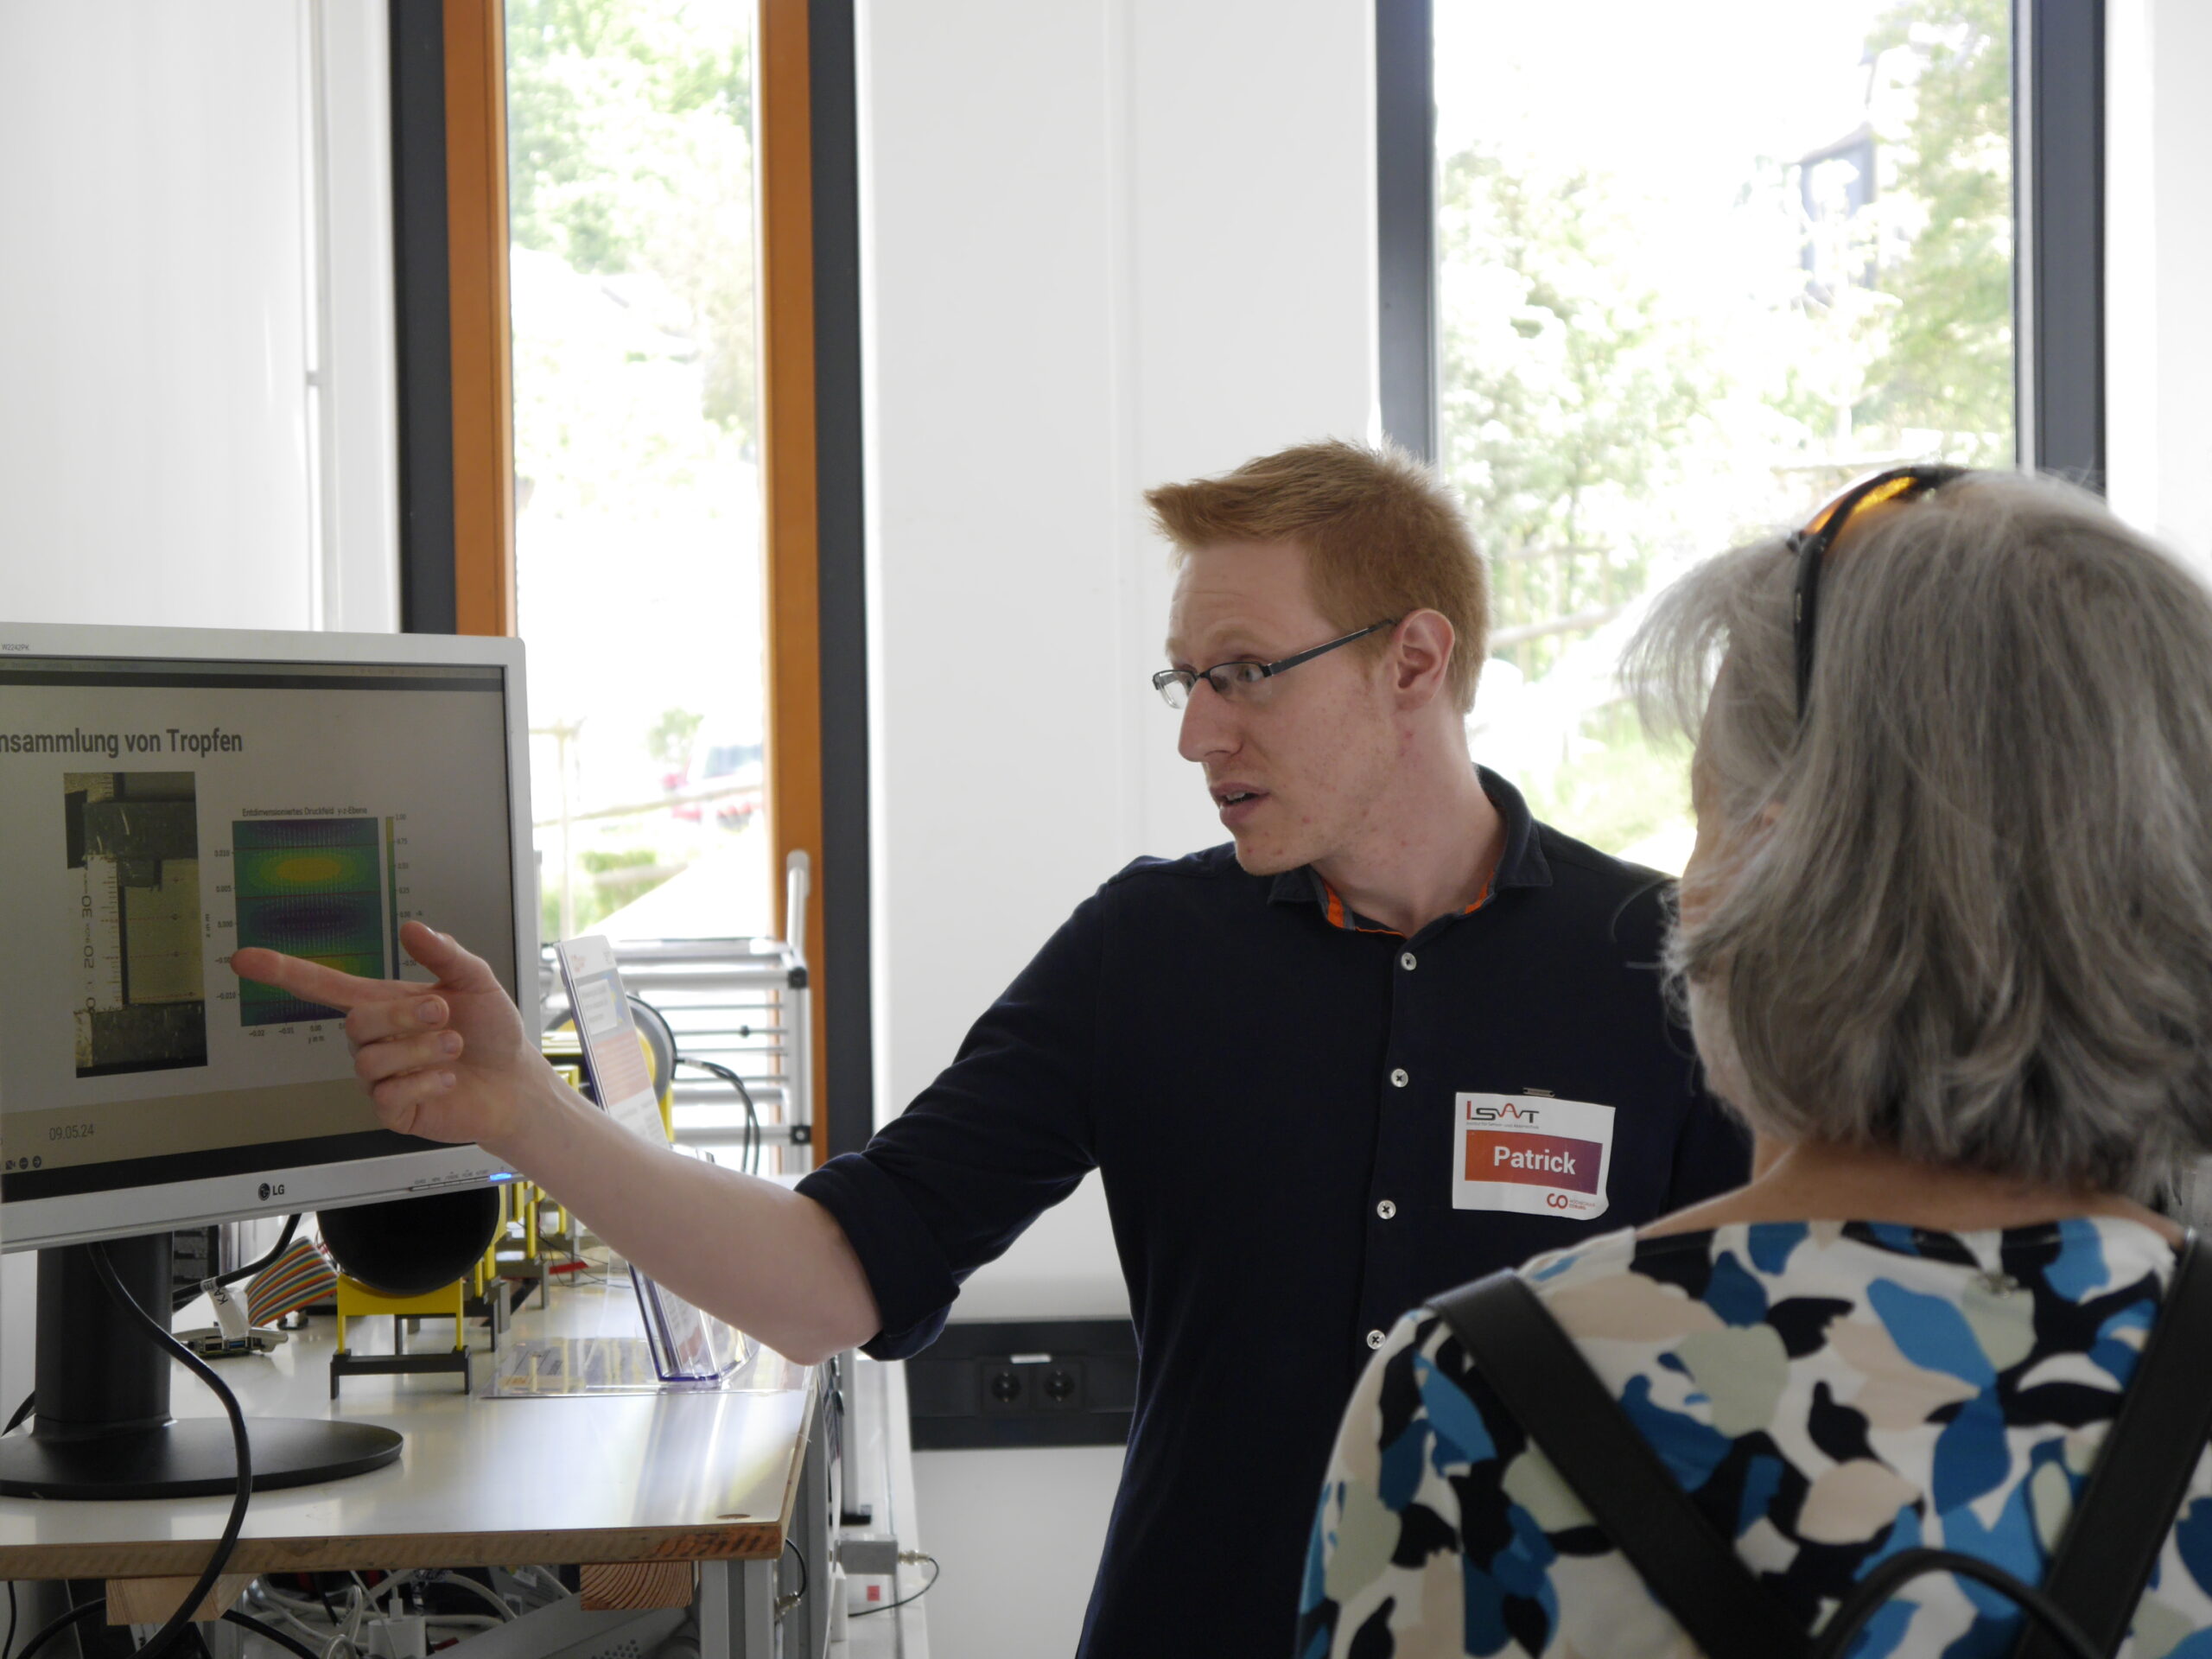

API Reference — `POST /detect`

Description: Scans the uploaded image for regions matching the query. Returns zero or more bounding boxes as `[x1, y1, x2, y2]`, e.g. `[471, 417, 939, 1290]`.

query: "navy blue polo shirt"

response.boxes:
[798, 770, 1747, 1659]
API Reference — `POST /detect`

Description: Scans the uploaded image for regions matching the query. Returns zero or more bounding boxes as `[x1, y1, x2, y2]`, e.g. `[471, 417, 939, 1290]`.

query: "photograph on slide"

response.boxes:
[66, 770, 207, 1077]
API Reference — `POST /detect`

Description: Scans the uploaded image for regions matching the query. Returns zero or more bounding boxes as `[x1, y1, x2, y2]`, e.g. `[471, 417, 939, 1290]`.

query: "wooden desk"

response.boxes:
[0, 1280, 819, 1656]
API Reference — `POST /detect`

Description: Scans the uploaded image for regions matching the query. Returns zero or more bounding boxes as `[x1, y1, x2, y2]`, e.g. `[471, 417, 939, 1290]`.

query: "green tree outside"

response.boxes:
[1858, 0, 2013, 462]
[647, 706, 706, 772]
[1438, 147, 1722, 683]
[508, 0, 759, 443]
[1440, 0, 2015, 866]
[509, 0, 767, 940]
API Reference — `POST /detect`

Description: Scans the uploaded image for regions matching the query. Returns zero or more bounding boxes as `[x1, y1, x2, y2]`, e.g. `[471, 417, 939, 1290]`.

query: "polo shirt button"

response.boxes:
[1389, 1067, 1408, 1088]
[1376, 1199, 1396, 1219]
[1400, 951, 1416, 971]
[1366, 1328, 1386, 1350]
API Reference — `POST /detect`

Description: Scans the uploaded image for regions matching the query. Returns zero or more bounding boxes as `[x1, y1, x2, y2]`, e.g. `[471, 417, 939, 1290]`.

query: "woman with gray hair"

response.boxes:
[1296, 470, 2212, 1658]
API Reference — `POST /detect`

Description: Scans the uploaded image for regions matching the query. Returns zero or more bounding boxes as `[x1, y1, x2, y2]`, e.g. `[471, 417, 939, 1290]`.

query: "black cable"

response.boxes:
[223, 1214, 303, 1288]
[174, 1214, 303, 1313]
[219, 1611, 321, 1659]
[11, 1598, 101, 1659]
[779, 1538, 809, 1614]
[1809, 1547, 2100, 1659]
[89, 1242, 252, 1659]
[849, 1554, 939, 1618]
[3, 1219, 305, 1442]
[679, 1058, 760, 1173]
[4, 1579, 16, 1659]
[680, 1058, 760, 1173]
[315, 1581, 347, 1628]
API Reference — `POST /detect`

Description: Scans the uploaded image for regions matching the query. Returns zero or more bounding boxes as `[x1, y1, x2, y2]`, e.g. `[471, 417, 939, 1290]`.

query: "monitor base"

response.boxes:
[0, 1417, 403, 1500]
[3, 1236, 405, 1500]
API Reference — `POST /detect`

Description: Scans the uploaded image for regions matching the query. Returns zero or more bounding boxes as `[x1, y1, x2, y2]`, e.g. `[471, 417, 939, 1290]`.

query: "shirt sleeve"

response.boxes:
[1299, 1310, 1554, 1659]
[796, 888, 1106, 1358]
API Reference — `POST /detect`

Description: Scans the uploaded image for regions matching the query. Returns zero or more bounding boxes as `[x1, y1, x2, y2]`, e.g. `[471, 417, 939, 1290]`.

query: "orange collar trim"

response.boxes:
[1317, 870, 1495, 938]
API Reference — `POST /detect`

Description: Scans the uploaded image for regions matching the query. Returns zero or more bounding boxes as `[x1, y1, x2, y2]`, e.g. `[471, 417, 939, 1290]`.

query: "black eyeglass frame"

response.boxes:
[1152, 620, 1400, 709]
[1789, 465, 1967, 721]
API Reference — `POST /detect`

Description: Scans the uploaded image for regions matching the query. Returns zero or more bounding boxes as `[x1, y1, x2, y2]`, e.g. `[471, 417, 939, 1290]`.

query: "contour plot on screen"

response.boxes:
[234, 818, 386, 1025]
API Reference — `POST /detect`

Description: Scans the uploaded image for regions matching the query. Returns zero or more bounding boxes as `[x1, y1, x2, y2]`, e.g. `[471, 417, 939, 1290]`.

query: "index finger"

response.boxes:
[229, 947, 416, 1013]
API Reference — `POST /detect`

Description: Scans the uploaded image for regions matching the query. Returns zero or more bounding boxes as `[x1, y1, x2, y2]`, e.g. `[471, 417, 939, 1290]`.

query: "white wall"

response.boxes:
[0, 1, 397, 633]
[2106, 0, 2212, 565]
[0, 0, 397, 1412]
[857, 1, 1376, 1649]
[313, 1, 405, 633]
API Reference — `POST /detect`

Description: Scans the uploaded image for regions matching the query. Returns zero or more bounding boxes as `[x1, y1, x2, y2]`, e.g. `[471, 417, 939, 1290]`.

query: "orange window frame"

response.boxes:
[440, 0, 833, 1164]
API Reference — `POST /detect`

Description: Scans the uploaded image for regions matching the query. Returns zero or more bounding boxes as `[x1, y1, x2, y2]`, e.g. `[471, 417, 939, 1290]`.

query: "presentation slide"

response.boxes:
[0, 658, 519, 1180]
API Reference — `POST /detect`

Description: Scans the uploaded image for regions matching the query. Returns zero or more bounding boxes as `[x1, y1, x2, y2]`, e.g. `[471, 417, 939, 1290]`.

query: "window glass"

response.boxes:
[1436, 0, 2013, 870]
[506, 0, 767, 941]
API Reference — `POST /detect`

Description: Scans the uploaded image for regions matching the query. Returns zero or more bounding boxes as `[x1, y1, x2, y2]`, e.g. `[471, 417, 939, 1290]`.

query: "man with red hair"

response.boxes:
[239, 441, 1745, 1658]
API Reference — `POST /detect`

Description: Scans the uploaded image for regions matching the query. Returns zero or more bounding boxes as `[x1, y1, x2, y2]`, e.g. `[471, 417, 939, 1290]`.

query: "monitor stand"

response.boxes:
[0, 1233, 404, 1500]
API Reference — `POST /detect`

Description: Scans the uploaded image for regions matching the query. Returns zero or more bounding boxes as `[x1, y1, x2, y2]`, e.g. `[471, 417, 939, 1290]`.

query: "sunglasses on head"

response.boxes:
[1789, 464, 1968, 722]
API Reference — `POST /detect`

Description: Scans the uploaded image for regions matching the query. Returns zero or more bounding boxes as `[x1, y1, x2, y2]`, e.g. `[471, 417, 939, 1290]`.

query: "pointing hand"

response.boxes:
[231, 921, 543, 1149]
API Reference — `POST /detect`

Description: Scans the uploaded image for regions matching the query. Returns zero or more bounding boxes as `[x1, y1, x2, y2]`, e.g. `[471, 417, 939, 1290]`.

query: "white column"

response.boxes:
[2106, 0, 2212, 566]
[856, 3, 1376, 1653]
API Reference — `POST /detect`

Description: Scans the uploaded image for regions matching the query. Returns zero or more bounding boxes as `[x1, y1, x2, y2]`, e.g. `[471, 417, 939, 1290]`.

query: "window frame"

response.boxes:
[1376, 0, 1437, 464]
[386, 0, 872, 1160]
[2016, 0, 2107, 490]
[1377, 0, 2107, 486]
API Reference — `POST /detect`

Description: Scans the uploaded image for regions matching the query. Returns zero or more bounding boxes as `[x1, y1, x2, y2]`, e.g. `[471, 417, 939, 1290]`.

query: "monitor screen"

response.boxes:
[0, 623, 537, 1251]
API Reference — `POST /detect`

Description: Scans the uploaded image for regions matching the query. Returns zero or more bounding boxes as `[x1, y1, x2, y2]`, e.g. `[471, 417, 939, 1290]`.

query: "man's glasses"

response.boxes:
[1152, 620, 1398, 709]
[1790, 465, 1966, 721]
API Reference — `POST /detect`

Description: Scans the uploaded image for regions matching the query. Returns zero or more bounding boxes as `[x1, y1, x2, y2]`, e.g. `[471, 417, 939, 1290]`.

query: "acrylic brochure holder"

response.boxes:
[548, 935, 745, 1385]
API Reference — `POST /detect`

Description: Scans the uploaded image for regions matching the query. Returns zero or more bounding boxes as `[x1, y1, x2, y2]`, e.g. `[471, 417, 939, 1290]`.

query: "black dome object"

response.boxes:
[317, 1185, 504, 1297]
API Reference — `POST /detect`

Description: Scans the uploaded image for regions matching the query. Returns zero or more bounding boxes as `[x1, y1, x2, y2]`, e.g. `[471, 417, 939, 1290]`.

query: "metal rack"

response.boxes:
[540, 851, 814, 1173]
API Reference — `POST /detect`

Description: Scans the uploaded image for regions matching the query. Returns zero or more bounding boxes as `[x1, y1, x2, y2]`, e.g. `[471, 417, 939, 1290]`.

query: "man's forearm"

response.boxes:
[486, 1067, 882, 1363]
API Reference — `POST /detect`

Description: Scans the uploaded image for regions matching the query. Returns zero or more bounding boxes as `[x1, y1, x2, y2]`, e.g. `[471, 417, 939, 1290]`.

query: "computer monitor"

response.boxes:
[0, 620, 537, 1497]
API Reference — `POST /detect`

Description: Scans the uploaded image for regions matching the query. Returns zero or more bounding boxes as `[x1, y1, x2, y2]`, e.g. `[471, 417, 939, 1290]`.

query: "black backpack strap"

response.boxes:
[1429, 1270, 1810, 1659]
[2017, 1229, 2212, 1659]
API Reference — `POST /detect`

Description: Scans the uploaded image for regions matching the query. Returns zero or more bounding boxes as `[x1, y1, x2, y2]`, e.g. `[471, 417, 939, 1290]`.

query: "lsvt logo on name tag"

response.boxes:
[1453, 1093, 1615, 1219]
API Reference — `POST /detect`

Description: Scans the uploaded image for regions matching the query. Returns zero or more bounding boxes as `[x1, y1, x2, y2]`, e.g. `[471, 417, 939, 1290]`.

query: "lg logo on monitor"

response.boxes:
[258, 1181, 287, 1201]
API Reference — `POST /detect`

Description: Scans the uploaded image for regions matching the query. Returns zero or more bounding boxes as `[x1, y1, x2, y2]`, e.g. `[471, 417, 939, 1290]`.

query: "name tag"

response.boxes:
[1453, 1092, 1615, 1220]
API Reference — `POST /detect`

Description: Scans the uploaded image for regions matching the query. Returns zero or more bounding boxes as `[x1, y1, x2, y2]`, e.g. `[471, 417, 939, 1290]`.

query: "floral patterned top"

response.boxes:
[1300, 1217, 2212, 1659]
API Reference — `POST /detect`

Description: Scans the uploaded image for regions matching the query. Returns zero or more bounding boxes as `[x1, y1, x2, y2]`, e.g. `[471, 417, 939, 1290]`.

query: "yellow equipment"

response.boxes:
[328, 1274, 470, 1397]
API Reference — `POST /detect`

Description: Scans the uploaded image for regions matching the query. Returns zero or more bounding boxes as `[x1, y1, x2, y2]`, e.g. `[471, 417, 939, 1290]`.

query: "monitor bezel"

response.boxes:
[0, 620, 538, 1252]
